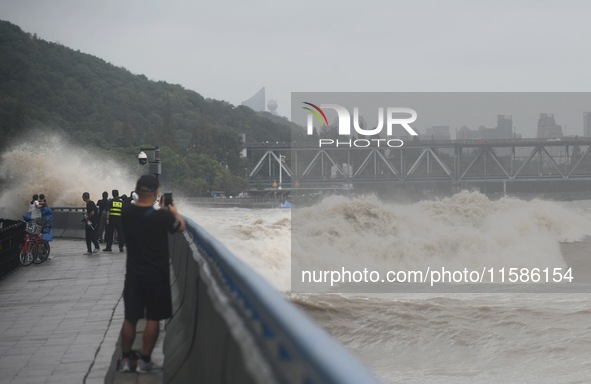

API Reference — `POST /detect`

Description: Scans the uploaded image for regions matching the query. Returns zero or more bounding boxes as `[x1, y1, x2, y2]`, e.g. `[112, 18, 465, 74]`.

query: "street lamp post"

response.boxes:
[138, 146, 161, 181]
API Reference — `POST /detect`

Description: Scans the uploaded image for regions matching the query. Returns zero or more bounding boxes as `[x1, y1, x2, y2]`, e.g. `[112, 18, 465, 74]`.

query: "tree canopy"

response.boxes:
[0, 20, 292, 195]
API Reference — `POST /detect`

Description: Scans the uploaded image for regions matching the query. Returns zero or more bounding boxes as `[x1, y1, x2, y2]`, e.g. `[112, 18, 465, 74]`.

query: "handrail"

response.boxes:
[181, 217, 380, 383]
[51, 206, 86, 212]
[0, 219, 26, 278]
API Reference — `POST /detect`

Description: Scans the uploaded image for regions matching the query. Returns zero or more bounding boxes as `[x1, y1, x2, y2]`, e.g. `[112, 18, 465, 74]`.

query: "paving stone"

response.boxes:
[0, 239, 153, 384]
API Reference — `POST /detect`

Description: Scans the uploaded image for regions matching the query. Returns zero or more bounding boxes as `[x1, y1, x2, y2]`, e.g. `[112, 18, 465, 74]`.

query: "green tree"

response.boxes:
[0, 19, 292, 196]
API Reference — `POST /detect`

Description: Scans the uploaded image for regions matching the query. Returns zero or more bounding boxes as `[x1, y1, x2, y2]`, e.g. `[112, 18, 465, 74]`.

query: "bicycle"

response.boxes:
[19, 221, 51, 266]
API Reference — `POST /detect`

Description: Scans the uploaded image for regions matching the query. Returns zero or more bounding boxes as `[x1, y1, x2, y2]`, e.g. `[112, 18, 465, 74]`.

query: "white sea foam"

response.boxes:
[178, 204, 292, 292]
[292, 192, 591, 276]
[0, 132, 136, 218]
[181, 191, 591, 294]
[187, 197, 591, 383]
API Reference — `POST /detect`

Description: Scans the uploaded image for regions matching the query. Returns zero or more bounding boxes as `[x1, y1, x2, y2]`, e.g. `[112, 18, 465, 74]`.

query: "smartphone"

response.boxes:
[163, 192, 173, 207]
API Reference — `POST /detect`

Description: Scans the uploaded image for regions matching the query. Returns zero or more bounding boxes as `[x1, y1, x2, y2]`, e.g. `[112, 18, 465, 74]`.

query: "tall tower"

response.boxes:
[537, 113, 563, 138]
[267, 99, 278, 115]
[241, 87, 266, 112]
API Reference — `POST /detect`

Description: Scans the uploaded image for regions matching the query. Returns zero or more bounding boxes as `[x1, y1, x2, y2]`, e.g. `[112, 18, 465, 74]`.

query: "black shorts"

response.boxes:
[123, 275, 172, 322]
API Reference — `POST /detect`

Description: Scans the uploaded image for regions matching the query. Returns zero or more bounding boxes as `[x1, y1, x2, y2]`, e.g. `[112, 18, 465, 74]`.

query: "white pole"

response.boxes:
[278, 154, 283, 190]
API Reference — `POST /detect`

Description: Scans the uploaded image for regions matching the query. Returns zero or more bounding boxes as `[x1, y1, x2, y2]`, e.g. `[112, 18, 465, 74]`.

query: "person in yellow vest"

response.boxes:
[103, 189, 126, 252]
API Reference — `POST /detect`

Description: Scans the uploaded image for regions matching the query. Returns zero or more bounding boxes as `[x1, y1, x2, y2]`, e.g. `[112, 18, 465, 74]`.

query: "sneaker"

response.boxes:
[136, 359, 162, 373]
[103, 248, 112, 252]
[93, 248, 100, 253]
[120, 357, 131, 372]
[84, 252, 93, 256]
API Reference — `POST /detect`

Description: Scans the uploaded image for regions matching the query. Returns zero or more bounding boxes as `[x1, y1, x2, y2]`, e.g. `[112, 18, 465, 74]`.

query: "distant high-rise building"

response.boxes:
[455, 115, 514, 140]
[241, 87, 266, 112]
[537, 113, 563, 138]
[584, 112, 591, 137]
[425, 125, 451, 140]
[497, 115, 513, 138]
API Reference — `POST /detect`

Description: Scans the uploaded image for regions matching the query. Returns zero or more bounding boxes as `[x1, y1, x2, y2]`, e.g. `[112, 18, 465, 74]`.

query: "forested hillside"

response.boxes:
[0, 20, 291, 195]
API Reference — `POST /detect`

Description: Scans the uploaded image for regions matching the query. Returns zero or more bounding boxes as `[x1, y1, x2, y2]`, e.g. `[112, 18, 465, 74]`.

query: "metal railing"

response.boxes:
[0, 219, 26, 278]
[183, 197, 283, 208]
[163, 217, 380, 383]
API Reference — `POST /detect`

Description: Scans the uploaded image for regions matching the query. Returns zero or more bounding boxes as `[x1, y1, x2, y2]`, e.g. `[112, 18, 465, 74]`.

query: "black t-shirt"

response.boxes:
[97, 198, 109, 215]
[86, 200, 99, 225]
[121, 204, 178, 282]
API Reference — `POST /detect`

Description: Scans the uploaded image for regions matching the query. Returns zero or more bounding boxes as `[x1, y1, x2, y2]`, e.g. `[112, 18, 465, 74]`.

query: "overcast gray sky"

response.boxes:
[1, 0, 590, 134]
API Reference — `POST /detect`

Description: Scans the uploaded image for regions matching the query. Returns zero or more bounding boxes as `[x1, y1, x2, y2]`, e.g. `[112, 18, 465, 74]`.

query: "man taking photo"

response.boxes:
[119, 174, 186, 373]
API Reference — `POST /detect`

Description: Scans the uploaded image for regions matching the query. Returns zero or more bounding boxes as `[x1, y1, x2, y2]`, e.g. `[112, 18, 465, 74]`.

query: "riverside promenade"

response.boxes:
[0, 239, 163, 384]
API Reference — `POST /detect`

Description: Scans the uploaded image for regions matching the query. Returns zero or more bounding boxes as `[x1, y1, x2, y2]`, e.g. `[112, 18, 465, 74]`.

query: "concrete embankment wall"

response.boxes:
[51, 208, 86, 239]
[50, 208, 379, 383]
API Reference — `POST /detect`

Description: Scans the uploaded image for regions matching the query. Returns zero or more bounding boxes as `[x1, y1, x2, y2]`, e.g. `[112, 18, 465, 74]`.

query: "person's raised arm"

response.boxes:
[167, 203, 186, 233]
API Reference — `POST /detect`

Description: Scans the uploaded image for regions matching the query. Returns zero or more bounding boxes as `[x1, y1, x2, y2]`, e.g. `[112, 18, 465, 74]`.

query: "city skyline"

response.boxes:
[293, 93, 591, 140]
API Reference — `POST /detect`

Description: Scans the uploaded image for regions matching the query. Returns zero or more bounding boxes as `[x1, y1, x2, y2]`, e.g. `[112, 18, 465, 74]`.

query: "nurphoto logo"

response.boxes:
[302, 102, 419, 148]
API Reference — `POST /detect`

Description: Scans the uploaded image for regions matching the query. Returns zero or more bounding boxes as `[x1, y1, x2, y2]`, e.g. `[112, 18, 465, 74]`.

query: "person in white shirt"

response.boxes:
[29, 194, 41, 220]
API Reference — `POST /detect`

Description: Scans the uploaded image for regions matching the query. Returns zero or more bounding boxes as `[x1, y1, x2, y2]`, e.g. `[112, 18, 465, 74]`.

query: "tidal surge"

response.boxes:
[188, 193, 591, 383]
[0, 132, 135, 219]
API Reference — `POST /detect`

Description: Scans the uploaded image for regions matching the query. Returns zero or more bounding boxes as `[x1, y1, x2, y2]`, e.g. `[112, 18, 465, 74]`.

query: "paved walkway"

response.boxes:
[0, 239, 163, 384]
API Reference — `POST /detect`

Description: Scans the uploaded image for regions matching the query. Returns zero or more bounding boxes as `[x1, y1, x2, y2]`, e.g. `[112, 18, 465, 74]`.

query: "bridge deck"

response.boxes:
[246, 138, 591, 187]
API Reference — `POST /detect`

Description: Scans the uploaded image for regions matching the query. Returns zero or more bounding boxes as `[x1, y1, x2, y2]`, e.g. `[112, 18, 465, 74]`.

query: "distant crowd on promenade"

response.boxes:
[81, 189, 136, 255]
[26, 189, 136, 255]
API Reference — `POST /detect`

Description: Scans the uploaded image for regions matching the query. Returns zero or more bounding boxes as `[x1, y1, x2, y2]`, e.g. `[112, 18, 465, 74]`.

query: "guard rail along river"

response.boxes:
[42, 208, 380, 383]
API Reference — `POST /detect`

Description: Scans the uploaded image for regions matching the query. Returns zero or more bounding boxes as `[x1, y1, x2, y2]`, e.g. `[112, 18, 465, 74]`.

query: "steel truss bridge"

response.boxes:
[246, 138, 591, 190]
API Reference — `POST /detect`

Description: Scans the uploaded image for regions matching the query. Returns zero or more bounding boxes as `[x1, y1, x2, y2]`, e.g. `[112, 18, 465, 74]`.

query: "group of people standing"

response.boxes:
[29, 193, 48, 219]
[82, 189, 130, 255]
[26, 194, 54, 242]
